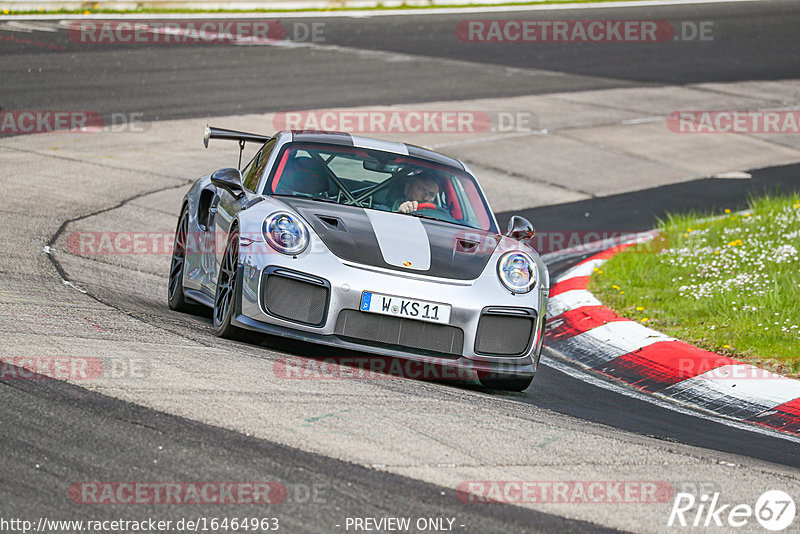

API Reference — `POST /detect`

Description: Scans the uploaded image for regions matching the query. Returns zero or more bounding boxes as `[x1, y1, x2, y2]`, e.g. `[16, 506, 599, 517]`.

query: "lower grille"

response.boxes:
[475, 313, 535, 356]
[335, 310, 463, 357]
[263, 274, 328, 326]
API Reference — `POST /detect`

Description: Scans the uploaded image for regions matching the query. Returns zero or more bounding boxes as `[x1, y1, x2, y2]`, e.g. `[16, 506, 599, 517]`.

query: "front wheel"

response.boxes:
[213, 228, 252, 341]
[168, 207, 194, 312]
[478, 373, 534, 392]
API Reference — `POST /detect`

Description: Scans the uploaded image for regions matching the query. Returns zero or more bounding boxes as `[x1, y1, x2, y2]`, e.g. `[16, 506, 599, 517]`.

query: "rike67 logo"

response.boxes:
[668, 490, 796, 531]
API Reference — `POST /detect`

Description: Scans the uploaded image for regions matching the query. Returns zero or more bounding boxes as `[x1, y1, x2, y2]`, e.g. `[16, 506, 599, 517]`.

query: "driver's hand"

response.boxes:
[398, 201, 418, 214]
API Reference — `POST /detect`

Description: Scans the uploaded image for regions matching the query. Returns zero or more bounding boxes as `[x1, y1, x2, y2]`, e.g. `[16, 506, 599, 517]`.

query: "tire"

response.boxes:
[212, 227, 252, 341]
[478, 373, 534, 392]
[168, 207, 194, 312]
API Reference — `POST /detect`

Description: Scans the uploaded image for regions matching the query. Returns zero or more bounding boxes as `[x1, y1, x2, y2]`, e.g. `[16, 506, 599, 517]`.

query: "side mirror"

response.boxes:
[506, 215, 535, 242]
[211, 168, 245, 199]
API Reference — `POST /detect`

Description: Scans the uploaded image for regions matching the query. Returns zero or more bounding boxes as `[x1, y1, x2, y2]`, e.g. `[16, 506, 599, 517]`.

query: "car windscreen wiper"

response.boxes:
[304, 196, 339, 203]
[408, 212, 445, 223]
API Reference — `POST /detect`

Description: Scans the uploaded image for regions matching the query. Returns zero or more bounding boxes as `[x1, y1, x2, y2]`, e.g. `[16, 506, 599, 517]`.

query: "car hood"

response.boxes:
[280, 197, 500, 280]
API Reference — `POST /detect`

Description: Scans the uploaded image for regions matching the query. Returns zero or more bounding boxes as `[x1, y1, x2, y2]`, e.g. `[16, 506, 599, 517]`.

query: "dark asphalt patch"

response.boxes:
[0, 362, 619, 533]
[498, 162, 800, 233]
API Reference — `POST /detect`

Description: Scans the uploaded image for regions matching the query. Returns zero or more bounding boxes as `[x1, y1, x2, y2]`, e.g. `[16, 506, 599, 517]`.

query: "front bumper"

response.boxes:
[234, 243, 547, 377]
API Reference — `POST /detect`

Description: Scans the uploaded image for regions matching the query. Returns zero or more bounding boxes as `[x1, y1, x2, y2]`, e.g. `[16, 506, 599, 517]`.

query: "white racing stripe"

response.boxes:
[351, 136, 408, 155]
[365, 210, 431, 271]
[547, 289, 602, 317]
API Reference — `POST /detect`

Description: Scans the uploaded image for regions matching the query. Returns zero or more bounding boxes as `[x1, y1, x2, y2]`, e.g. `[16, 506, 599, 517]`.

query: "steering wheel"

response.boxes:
[411, 202, 459, 224]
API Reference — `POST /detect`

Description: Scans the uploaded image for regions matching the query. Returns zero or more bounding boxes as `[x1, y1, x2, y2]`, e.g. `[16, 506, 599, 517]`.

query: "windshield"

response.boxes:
[263, 142, 497, 232]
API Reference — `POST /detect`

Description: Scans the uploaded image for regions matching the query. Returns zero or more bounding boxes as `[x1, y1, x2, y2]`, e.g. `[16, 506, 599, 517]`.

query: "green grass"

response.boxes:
[0, 0, 654, 16]
[589, 194, 800, 378]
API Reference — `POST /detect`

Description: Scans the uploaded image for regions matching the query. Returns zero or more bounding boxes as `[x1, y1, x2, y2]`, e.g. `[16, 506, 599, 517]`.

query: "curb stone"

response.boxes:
[545, 238, 800, 436]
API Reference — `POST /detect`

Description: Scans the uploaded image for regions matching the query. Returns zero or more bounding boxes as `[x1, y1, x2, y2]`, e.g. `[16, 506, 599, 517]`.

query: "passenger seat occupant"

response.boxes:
[394, 173, 440, 214]
[276, 156, 330, 197]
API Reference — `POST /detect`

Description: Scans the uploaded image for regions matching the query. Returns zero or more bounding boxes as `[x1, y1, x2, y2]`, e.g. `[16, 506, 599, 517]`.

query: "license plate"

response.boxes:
[360, 291, 451, 324]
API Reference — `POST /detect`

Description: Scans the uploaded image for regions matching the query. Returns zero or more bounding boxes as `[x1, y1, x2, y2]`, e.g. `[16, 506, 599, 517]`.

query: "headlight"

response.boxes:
[262, 212, 309, 255]
[497, 252, 536, 293]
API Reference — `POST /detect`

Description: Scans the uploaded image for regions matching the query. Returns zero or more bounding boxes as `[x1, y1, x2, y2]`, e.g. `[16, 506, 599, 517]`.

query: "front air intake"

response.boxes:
[474, 309, 536, 356]
[262, 270, 329, 326]
[335, 310, 463, 357]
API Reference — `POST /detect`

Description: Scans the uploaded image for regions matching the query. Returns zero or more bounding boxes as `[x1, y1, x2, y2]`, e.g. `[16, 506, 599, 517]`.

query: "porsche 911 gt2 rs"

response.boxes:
[168, 126, 549, 391]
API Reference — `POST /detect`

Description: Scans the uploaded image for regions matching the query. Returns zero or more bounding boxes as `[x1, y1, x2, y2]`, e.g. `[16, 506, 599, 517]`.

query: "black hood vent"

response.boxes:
[279, 197, 499, 280]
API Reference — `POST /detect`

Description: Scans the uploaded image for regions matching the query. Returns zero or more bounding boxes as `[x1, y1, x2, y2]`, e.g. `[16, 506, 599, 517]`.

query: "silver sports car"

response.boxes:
[168, 126, 549, 391]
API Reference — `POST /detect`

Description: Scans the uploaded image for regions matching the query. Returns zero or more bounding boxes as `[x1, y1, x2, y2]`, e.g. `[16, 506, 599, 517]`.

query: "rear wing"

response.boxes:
[203, 124, 272, 167]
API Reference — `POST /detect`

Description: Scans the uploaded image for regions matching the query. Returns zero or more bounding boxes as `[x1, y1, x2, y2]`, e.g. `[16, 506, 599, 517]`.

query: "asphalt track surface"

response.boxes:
[0, 362, 611, 533]
[0, 0, 799, 122]
[2, 1, 800, 531]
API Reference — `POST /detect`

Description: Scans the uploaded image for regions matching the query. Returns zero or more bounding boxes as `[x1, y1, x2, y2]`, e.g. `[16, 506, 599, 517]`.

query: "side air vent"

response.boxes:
[316, 215, 344, 231]
[455, 238, 480, 253]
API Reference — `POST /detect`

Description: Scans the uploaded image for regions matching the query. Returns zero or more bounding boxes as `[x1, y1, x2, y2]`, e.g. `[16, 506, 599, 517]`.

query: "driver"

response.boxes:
[394, 173, 440, 214]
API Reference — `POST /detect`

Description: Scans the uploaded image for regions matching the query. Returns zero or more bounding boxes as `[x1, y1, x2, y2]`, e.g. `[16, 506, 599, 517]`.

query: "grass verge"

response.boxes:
[589, 194, 800, 378]
[1, 0, 657, 16]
